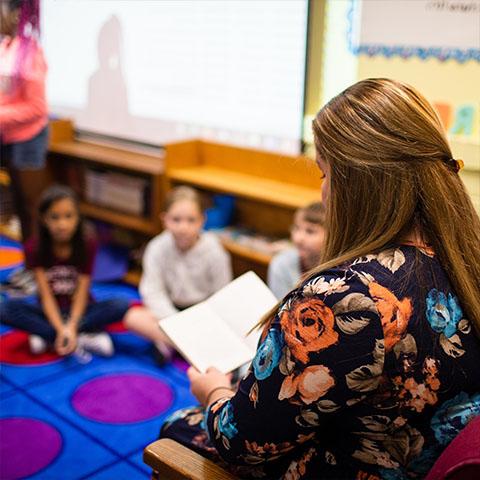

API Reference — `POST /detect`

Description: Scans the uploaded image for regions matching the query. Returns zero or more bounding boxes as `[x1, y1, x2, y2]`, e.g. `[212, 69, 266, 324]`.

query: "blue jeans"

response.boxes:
[2, 125, 48, 170]
[0, 298, 129, 343]
[1, 126, 49, 239]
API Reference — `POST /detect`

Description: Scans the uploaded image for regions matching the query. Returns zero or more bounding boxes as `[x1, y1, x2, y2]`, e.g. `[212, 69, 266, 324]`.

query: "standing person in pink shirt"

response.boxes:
[0, 0, 49, 241]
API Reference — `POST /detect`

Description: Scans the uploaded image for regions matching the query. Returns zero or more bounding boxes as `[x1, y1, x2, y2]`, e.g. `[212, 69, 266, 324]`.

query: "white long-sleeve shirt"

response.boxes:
[139, 231, 232, 320]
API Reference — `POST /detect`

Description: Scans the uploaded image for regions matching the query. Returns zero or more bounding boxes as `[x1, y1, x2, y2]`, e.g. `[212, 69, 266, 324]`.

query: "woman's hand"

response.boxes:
[55, 324, 77, 355]
[187, 366, 234, 407]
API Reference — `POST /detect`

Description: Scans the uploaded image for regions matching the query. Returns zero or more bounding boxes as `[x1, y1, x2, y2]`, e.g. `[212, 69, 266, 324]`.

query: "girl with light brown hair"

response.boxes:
[159, 79, 480, 479]
[124, 186, 232, 364]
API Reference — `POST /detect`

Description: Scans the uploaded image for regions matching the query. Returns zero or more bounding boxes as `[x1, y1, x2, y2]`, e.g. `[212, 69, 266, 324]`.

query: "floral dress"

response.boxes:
[160, 245, 480, 479]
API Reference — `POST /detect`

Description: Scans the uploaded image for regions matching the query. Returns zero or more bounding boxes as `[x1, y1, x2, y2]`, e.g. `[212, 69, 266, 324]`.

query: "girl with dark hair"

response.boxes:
[0, 0, 49, 240]
[0, 185, 129, 357]
[159, 79, 480, 479]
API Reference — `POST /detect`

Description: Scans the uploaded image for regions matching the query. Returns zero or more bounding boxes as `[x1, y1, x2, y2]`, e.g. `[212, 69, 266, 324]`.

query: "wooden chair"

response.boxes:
[144, 416, 480, 479]
[143, 438, 238, 480]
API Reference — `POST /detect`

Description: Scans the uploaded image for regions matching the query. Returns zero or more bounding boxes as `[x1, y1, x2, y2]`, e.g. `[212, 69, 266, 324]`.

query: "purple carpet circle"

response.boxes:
[172, 355, 189, 372]
[71, 373, 174, 423]
[0, 417, 62, 479]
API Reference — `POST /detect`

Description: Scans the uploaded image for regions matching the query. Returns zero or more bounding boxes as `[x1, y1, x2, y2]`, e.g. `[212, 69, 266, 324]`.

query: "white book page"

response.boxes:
[208, 272, 278, 353]
[159, 302, 253, 373]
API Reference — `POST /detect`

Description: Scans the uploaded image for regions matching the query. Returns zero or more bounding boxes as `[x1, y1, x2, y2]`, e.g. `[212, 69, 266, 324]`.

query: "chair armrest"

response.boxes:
[143, 438, 239, 480]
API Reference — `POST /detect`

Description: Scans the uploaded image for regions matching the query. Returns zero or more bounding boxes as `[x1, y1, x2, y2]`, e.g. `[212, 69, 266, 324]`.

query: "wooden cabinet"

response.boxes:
[47, 120, 165, 284]
[164, 140, 323, 279]
[47, 122, 323, 283]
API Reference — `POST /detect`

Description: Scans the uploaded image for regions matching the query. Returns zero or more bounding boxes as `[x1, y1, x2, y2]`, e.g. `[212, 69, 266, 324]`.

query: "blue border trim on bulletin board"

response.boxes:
[347, 0, 480, 63]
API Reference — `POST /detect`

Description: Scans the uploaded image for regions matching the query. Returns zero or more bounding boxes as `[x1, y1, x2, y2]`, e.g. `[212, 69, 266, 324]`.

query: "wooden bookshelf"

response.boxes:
[219, 238, 272, 266]
[49, 140, 163, 176]
[48, 119, 164, 234]
[79, 202, 158, 236]
[168, 165, 320, 209]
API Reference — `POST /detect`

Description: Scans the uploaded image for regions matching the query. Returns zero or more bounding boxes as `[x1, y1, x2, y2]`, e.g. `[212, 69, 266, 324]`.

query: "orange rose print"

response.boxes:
[280, 298, 338, 363]
[279, 365, 335, 404]
[424, 357, 441, 390]
[368, 282, 412, 352]
[394, 357, 441, 412]
[284, 447, 317, 480]
[245, 440, 294, 457]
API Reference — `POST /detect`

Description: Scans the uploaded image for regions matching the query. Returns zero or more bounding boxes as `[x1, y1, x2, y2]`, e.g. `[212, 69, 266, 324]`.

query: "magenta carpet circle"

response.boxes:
[71, 373, 173, 423]
[0, 417, 62, 479]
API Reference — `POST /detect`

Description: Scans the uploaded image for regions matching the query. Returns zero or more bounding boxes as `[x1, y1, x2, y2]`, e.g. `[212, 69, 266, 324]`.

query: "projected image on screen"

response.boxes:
[41, 0, 308, 154]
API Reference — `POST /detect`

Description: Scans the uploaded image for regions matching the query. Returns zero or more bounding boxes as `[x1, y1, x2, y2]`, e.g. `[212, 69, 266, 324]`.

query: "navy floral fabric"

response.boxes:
[161, 246, 480, 479]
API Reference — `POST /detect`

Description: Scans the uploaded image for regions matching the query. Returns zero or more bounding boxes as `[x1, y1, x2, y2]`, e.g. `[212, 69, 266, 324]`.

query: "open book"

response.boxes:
[159, 271, 278, 373]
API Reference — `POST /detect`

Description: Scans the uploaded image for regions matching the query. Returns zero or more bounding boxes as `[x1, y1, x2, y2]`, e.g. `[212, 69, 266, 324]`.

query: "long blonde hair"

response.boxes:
[262, 78, 480, 334]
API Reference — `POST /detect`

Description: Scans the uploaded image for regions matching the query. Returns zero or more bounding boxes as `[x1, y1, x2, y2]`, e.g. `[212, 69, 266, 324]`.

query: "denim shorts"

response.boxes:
[3, 125, 48, 170]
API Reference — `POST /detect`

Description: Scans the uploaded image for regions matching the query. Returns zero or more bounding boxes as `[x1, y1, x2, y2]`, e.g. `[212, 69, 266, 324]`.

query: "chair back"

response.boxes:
[425, 415, 480, 480]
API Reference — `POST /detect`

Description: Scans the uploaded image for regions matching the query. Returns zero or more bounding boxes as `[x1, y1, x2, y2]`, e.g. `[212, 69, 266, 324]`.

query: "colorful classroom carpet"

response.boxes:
[0, 236, 196, 479]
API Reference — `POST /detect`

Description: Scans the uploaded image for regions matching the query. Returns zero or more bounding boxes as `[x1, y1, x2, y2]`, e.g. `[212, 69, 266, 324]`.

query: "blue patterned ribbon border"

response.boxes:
[347, 0, 480, 63]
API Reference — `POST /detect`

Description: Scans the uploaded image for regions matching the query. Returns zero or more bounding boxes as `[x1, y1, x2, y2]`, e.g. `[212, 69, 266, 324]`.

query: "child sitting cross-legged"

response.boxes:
[0, 185, 129, 357]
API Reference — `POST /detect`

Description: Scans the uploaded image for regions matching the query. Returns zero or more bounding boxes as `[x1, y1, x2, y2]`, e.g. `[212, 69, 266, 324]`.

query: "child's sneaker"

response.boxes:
[73, 346, 93, 364]
[28, 334, 47, 354]
[77, 332, 114, 357]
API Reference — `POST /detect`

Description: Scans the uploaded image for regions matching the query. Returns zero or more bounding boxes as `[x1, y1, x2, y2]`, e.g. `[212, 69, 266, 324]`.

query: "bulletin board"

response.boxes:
[348, 0, 480, 62]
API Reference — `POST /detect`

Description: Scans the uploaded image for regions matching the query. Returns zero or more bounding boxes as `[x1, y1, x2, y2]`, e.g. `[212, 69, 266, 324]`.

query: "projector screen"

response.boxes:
[41, 0, 308, 154]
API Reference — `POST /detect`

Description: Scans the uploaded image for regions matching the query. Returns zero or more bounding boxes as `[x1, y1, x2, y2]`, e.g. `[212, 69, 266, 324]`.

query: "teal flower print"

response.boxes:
[218, 402, 238, 440]
[407, 445, 441, 477]
[431, 392, 480, 445]
[426, 289, 463, 338]
[377, 467, 407, 480]
[163, 406, 196, 429]
[253, 329, 283, 380]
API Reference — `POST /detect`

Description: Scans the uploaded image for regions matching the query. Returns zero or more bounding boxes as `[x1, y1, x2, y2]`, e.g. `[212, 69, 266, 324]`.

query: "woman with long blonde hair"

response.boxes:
[160, 79, 480, 479]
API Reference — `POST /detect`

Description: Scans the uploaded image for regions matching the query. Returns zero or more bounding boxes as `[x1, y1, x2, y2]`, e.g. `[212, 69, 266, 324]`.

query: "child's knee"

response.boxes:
[123, 306, 145, 327]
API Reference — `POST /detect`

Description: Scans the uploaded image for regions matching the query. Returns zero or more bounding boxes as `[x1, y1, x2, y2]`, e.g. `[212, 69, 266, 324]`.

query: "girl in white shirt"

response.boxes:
[124, 186, 232, 363]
